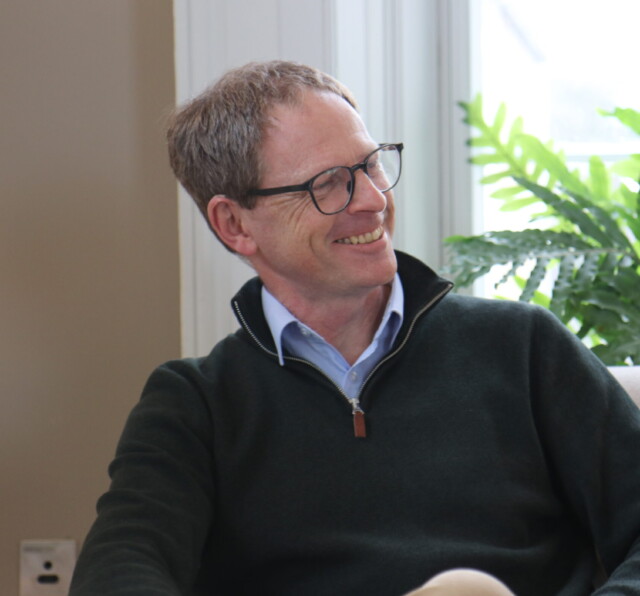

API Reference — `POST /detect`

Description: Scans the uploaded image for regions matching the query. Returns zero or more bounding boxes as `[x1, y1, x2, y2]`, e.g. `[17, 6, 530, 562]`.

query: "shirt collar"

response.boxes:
[261, 274, 404, 366]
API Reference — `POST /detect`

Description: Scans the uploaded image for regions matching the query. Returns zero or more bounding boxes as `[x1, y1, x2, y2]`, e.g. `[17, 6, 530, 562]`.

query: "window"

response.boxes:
[473, 0, 640, 295]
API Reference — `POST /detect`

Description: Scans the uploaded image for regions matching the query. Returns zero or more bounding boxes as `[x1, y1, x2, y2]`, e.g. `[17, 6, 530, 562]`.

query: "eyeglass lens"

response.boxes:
[310, 145, 401, 214]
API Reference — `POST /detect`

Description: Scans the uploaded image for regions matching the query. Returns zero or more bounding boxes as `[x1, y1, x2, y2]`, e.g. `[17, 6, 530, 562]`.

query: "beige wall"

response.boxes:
[0, 0, 180, 592]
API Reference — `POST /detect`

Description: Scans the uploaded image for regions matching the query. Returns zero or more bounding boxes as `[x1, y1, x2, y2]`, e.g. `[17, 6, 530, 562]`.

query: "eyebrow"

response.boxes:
[301, 144, 380, 179]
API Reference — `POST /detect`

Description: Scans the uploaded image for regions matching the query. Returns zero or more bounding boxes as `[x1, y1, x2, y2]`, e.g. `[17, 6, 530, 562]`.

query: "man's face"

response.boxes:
[239, 90, 397, 308]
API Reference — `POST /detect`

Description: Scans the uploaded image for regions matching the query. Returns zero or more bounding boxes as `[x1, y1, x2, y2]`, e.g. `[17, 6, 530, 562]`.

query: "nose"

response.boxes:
[346, 169, 388, 214]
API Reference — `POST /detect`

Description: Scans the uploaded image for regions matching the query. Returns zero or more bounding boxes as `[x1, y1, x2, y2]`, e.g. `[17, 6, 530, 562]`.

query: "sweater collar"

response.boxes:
[231, 250, 453, 354]
[261, 273, 405, 366]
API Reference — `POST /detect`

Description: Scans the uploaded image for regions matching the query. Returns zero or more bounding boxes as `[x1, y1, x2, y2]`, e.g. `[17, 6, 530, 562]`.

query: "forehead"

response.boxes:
[260, 90, 374, 183]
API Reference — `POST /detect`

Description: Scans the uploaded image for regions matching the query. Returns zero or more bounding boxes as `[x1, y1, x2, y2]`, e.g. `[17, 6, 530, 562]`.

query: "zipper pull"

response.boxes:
[352, 405, 367, 438]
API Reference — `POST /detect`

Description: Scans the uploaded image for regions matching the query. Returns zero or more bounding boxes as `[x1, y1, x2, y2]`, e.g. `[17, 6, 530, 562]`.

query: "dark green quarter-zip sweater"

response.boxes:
[71, 251, 640, 596]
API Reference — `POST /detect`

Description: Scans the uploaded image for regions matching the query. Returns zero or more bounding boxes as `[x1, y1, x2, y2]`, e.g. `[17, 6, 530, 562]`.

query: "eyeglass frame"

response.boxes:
[247, 142, 404, 215]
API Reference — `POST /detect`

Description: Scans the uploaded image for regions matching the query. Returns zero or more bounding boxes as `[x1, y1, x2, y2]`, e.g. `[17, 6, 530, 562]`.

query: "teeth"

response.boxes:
[337, 227, 383, 245]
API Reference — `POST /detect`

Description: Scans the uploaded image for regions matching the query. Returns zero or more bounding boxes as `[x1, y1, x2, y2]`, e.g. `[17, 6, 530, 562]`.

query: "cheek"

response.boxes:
[385, 195, 396, 235]
[250, 199, 334, 255]
[285, 204, 333, 245]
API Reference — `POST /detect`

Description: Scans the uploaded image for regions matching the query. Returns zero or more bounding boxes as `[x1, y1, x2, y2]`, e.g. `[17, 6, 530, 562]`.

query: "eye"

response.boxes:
[367, 153, 381, 168]
[366, 153, 387, 182]
[367, 157, 383, 174]
[311, 167, 350, 200]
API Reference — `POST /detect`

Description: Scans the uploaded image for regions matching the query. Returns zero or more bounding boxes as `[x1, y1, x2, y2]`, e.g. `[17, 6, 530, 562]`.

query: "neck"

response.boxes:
[275, 284, 392, 366]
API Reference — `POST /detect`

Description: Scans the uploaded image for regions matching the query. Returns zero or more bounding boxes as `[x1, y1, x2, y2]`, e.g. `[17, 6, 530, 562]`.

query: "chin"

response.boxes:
[368, 249, 398, 285]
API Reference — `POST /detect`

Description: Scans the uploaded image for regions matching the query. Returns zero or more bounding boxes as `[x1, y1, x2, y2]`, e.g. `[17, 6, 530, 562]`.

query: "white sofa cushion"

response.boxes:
[609, 366, 640, 407]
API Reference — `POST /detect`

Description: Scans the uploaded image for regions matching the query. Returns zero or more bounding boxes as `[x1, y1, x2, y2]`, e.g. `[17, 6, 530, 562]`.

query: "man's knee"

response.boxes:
[405, 568, 515, 596]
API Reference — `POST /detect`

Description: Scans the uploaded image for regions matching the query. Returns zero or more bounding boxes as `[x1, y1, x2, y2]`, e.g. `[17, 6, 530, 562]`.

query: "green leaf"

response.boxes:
[498, 197, 539, 212]
[588, 155, 610, 199]
[600, 252, 621, 274]
[530, 290, 551, 309]
[480, 170, 516, 184]
[610, 156, 640, 180]
[492, 103, 507, 135]
[597, 255, 640, 291]
[444, 234, 468, 243]
[563, 189, 637, 253]
[600, 107, 640, 135]
[584, 290, 640, 326]
[445, 229, 594, 288]
[506, 116, 524, 152]
[519, 257, 550, 303]
[471, 153, 509, 165]
[591, 342, 636, 366]
[615, 183, 640, 215]
[496, 261, 523, 287]
[513, 178, 613, 247]
[517, 134, 591, 198]
[463, 94, 485, 124]
[529, 160, 547, 185]
[491, 186, 526, 199]
[469, 136, 496, 148]
[584, 303, 624, 332]
[550, 254, 578, 317]
[574, 252, 601, 292]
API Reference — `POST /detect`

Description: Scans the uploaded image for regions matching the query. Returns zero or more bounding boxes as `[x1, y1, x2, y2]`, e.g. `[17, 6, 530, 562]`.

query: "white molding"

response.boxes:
[437, 0, 475, 246]
[395, 0, 442, 263]
[172, 0, 336, 357]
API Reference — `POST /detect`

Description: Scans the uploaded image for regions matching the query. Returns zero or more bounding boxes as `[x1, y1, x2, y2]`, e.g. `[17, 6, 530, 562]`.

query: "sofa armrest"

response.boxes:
[609, 366, 640, 407]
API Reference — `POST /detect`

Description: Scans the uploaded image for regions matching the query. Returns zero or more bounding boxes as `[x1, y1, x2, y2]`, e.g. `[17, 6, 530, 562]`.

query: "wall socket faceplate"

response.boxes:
[20, 539, 77, 596]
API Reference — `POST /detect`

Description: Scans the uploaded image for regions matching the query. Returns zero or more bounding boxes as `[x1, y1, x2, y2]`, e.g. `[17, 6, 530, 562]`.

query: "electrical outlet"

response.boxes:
[20, 539, 76, 596]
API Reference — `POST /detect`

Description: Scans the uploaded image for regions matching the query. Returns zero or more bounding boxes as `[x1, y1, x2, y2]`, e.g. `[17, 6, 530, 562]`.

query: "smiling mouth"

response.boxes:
[335, 226, 384, 245]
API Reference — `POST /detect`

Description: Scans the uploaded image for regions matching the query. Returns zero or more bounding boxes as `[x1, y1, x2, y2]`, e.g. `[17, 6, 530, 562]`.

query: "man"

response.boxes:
[70, 61, 640, 595]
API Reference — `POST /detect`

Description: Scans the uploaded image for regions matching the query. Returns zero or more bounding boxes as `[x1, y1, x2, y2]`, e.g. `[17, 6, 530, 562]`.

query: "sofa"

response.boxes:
[609, 366, 640, 406]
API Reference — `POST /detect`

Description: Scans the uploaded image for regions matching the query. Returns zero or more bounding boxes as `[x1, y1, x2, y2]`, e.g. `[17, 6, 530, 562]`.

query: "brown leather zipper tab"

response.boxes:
[353, 409, 367, 438]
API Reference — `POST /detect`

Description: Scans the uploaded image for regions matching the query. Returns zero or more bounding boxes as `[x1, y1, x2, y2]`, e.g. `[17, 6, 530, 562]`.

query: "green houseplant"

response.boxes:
[445, 95, 640, 365]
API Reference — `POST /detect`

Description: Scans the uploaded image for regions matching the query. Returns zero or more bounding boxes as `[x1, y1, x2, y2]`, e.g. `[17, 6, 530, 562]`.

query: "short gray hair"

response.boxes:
[166, 60, 358, 230]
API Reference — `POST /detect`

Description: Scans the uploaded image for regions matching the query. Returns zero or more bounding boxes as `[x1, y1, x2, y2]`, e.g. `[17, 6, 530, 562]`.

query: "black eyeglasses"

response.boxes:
[248, 143, 404, 215]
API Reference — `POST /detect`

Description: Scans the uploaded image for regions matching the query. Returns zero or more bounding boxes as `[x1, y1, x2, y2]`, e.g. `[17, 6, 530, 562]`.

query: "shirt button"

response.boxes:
[349, 371, 359, 382]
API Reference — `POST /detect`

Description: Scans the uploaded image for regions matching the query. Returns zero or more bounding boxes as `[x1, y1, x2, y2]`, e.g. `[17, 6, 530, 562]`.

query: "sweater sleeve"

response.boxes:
[528, 306, 640, 593]
[69, 360, 216, 595]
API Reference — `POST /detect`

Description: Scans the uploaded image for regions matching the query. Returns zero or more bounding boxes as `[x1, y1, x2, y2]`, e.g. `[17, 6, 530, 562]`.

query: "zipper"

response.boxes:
[232, 281, 453, 439]
[354, 283, 453, 400]
[233, 300, 368, 436]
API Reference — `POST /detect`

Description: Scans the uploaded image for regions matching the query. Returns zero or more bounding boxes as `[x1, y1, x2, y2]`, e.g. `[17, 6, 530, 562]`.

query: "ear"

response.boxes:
[206, 195, 257, 256]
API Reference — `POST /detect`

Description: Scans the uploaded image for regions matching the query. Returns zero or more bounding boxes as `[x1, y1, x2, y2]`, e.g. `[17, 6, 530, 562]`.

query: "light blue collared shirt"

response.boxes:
[261, 275, 404, 399]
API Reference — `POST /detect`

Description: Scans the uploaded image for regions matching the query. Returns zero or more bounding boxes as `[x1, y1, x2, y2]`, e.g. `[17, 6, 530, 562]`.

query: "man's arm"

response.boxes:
[69, 360, 216, 595]
[529, 307, 640, 593]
